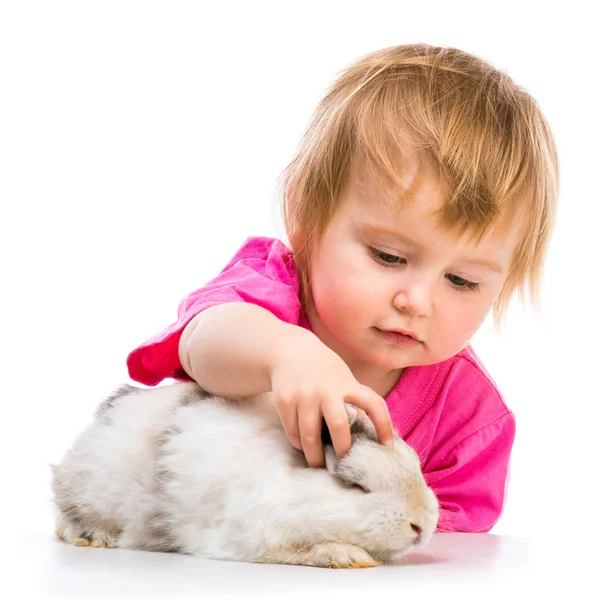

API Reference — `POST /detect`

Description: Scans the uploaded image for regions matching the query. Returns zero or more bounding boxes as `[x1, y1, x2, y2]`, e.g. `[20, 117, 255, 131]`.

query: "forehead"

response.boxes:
[342, 158, 523, 262]
[347, 154, 446, 220]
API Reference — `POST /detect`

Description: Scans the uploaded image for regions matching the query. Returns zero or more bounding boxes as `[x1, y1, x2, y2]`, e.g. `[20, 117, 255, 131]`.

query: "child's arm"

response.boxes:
[178, 302, 310, 397]
[178, 302, 395, 468]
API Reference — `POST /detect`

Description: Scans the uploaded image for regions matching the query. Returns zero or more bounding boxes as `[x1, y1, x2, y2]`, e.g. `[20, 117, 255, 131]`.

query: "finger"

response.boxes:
[321, 400, 352, 460]
[298, 404, 325, 468]
[349, 388, 395, 447]
[277, 397, 302, 451]
[356, 408, 370, 422]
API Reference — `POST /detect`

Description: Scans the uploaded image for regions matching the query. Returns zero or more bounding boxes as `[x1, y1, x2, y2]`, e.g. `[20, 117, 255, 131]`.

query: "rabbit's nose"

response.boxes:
[411, 523, 422, 544]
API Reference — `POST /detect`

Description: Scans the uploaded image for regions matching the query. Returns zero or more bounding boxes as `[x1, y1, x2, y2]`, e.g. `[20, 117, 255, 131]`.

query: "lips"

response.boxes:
[380, 327, 420, 342]
[376, 328, 422, 347]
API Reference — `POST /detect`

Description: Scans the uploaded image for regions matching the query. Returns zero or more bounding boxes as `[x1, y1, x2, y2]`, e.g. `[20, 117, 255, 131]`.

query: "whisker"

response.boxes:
[406, 430, 430, 465]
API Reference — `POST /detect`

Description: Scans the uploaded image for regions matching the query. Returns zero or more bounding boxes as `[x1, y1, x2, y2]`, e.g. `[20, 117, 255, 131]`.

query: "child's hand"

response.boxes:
[269, 333, 395, 468]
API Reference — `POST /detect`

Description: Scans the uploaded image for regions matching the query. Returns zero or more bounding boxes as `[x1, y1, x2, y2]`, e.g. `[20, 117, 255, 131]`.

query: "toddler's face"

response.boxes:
[306, 158, 521, 383]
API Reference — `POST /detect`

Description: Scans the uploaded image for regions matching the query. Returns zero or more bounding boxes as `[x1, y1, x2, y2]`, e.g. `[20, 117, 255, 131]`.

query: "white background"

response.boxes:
[1, 0, 598, 550]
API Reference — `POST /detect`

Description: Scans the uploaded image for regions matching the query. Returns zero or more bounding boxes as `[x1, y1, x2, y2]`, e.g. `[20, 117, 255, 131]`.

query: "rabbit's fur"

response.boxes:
[52, 382, 439, 568]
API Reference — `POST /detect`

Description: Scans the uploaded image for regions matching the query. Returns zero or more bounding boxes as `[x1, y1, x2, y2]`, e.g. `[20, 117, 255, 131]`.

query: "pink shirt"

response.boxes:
[127, 236, 516, 534]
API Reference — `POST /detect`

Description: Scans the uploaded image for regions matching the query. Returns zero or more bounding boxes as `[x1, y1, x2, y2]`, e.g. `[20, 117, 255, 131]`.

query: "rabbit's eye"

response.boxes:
[346, 482, 370, 494]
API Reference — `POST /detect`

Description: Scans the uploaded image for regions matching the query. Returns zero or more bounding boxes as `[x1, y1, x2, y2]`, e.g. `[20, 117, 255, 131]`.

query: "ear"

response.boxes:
[321, 405, 354, 478]
[322, 404, 374, 493]
[324, 444, 371, 493]
[320, 402, 378, 449]
[345, 403, 360, 425]
[320, 403, 359, 447]
[323, 444, 340, 474]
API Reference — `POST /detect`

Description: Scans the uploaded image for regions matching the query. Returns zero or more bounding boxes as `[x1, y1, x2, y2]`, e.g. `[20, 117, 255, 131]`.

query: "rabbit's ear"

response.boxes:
[320, 403, 358, 447]
[323, 428, 375, 494]
[344, 403, 360, 425]
[321, 403, 377, 491]
[325, 445, 371, 493]
[345, 404, 379, 444]
[324, 445, 340, 474]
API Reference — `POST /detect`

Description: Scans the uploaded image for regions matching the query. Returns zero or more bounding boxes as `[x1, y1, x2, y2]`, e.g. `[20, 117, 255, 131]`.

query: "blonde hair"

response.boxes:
[277, 43, 559, 326]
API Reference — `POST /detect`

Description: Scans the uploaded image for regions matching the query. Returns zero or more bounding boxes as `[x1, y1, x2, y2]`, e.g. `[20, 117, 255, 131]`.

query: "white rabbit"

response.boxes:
[52, 382, 439, 568]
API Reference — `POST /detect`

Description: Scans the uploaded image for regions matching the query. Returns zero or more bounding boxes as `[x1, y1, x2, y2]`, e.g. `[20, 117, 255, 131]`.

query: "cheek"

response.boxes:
[312, 251, 373, 320]
[436, 298, 490, 345]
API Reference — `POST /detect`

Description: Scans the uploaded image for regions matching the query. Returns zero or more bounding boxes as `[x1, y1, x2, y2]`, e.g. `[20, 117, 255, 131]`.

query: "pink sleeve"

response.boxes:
[424, 413, 516, 533]
[126, 237, 301, 386]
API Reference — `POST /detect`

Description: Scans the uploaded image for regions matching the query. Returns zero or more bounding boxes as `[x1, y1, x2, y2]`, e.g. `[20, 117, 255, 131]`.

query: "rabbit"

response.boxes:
[51, 381, 439, 568]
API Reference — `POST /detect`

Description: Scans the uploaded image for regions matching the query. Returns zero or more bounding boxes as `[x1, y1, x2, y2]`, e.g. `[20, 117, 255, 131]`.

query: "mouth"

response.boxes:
[375, 327, 422, 347]
[387, 328, 420, 341]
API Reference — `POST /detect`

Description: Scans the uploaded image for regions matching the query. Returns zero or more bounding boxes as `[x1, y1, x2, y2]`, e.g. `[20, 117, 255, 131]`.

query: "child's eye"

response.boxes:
[368, 247, 406, 266]
[369, 247, 480, 292]
[446, 273, 480, 292]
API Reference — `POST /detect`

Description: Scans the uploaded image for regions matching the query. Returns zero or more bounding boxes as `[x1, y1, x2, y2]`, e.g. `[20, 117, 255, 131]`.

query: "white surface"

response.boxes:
[4, 532, 589, 598]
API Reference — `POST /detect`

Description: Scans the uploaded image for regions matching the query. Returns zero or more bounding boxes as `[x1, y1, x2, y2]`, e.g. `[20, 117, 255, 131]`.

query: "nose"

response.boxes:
[411, 523, 422, 544]
[392, 277, 433, 317]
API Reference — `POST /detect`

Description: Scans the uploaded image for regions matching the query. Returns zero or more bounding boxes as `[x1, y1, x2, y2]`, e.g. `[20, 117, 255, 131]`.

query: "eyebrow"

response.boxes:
[355, 222, 505, 273]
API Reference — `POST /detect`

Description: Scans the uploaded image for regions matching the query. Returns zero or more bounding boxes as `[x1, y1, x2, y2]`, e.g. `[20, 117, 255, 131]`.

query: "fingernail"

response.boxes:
[385, 439, 394, 447]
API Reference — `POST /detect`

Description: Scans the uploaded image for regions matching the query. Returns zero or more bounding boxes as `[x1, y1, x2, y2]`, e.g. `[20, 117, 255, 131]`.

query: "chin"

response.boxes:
[374, 348, 424, 370]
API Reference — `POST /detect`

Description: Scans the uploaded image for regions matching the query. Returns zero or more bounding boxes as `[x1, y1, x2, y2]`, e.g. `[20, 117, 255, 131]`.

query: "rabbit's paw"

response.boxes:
[261, 541, 380, 568]
[309, 542, 380, 569]
[56, 525, 118, 549]
[90, 533, 118, 548]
